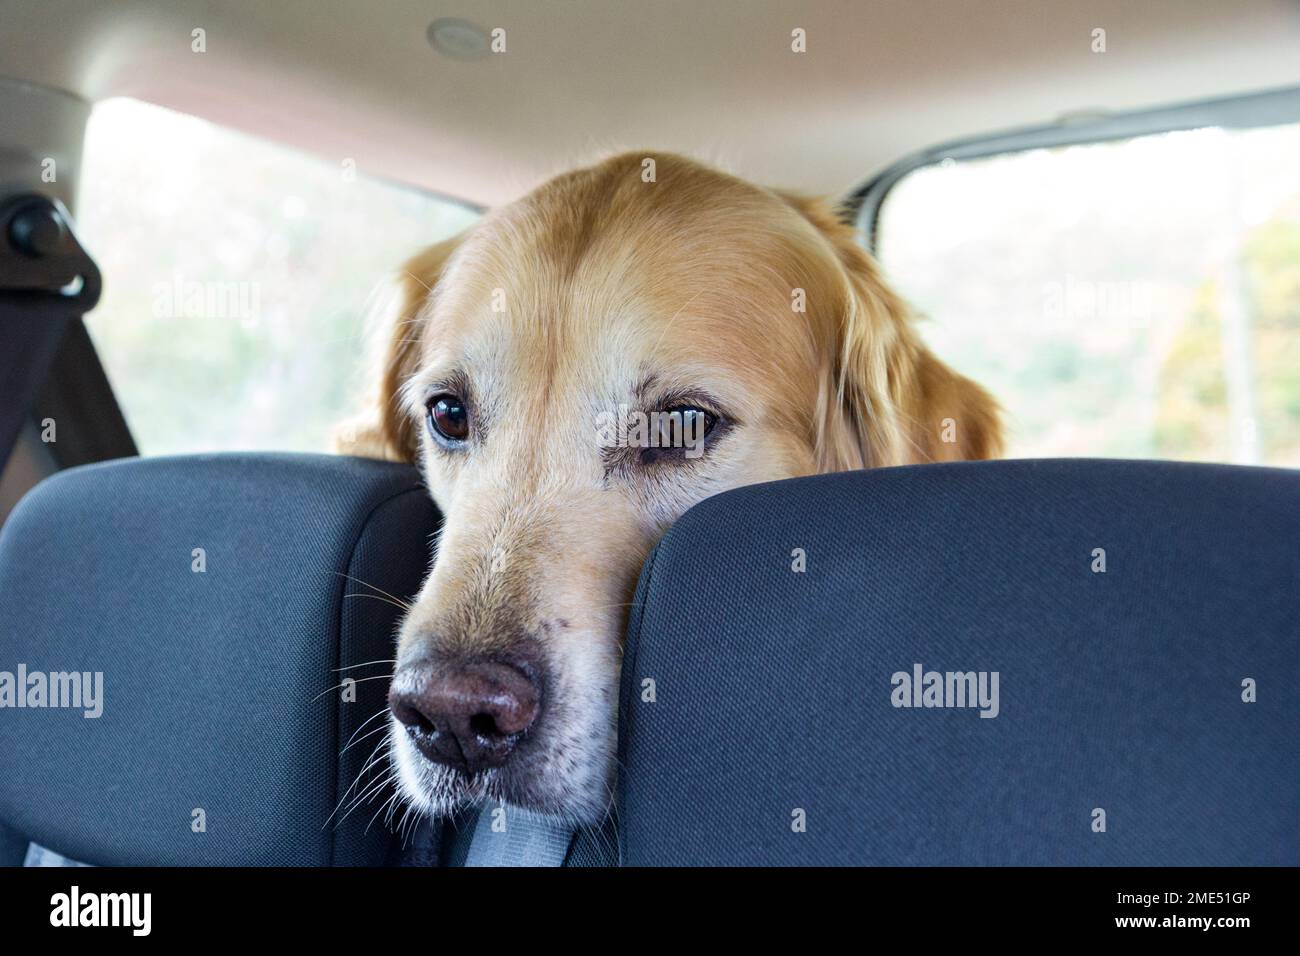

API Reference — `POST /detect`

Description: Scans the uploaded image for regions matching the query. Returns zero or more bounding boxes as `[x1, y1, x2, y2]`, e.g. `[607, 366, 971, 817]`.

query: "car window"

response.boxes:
[875, 122, 1300, 467]
[77, 98, 480, 455]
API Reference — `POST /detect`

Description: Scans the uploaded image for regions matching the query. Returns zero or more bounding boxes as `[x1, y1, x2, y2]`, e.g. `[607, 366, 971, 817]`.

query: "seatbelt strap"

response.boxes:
[24, 842, 92, 867]
[0, 194, 102, 475]
[461, 804, 574, 867]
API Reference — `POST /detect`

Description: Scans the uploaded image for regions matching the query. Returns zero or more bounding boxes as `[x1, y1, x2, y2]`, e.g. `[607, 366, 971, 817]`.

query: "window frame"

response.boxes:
[844, 84, 1300, 253]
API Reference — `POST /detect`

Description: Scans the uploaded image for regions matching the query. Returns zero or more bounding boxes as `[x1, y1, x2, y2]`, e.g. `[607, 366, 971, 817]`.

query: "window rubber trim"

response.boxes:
[843, 84, 1300, 254]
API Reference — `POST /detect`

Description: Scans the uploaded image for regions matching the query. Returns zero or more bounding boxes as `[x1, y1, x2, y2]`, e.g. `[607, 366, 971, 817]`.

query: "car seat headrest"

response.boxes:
[617, 459, 1300, 865]
[0, 453, 438, 865]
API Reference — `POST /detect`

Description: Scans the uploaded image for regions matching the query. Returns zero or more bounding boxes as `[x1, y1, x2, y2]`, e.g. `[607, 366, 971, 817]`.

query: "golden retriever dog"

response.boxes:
[338, 151, 1001, 826]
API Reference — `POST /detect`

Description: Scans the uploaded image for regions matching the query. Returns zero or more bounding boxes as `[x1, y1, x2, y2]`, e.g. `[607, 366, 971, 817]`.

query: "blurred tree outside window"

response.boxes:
[877, 123, 1300, 466]
[78, 98, 480, 455]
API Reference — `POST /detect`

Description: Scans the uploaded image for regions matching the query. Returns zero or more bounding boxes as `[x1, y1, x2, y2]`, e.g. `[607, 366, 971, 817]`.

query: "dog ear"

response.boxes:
[334, 234, 466, 463]
[898, 342, 1004, 464]
[779, 193, 1003, 469]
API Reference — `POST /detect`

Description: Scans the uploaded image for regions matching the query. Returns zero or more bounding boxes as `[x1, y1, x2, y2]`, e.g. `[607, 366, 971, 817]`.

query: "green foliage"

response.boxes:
[880, 123, 1300, 467]
[78, 99, 479, 456]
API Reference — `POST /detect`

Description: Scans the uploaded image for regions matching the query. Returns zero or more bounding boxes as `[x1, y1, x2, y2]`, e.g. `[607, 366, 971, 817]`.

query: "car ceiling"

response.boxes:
[2, 0, 1299, 207]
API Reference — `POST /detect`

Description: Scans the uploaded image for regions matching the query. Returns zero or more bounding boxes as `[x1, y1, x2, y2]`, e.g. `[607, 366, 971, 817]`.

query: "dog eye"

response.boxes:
[661, 406, 716, 443]
[427, 394, 469, 444]
[643, 406, 718, 462]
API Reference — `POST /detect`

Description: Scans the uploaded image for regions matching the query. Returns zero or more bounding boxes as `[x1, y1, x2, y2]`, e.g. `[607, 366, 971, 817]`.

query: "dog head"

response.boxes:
[349, 152, 1001, 824]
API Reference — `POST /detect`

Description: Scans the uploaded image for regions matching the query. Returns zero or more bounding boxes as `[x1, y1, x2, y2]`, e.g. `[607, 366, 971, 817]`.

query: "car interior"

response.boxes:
[0, 0, 1297, 880]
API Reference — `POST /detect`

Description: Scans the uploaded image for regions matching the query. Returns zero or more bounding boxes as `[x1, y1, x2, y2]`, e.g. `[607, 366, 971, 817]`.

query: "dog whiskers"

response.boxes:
[331, 571, 414, 611]
[337, 766, 396, 828]
[584, 601, 645, 613]
[311, 673, 395, 703]
[342, 592, 412, 612]
[325, 735, 391, 829]
[332, 658, 398, 672]
[340, 706, 393, 754]
[366, 787, 404, 835]
[341, 722, 390, 756]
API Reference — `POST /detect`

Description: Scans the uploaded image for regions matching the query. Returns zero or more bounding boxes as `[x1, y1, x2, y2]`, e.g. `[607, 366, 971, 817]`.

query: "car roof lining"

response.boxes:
[1, 0, 1298, 206]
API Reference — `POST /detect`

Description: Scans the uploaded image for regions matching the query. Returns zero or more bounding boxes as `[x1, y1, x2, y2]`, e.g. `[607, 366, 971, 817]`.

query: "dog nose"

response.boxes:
[389, 660, 540, 774]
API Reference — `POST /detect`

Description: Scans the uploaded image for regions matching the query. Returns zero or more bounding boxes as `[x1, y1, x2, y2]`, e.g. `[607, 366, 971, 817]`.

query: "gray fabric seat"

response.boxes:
[615, 459, 1300, 865]
[5, 454, 1295, 867]
[0, 453, 438, 865]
